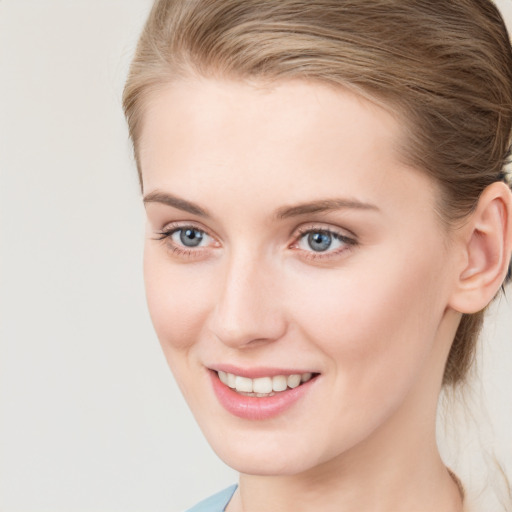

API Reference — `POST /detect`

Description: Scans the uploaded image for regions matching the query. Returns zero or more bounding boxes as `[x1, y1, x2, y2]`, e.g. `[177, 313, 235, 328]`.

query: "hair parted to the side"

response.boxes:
[123, 0, 512, 387]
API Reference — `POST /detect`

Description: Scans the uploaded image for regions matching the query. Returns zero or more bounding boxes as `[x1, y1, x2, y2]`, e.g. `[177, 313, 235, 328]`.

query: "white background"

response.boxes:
[0, 1, 510, 511]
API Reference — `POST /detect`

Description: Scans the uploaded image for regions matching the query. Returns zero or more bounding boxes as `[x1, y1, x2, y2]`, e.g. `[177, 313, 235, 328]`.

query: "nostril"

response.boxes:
[210, 319, 287, 349]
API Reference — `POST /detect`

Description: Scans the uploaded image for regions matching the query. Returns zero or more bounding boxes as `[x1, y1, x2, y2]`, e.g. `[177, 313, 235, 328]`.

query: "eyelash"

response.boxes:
[154, 222, 358, 261]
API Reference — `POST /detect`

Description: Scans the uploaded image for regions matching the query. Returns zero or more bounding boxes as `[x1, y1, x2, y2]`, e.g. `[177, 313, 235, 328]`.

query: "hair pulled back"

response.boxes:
[123, 0, 512, 387]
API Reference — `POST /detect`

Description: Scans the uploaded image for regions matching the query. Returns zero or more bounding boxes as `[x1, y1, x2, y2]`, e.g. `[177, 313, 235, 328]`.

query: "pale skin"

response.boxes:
[139, 78, 512, 512]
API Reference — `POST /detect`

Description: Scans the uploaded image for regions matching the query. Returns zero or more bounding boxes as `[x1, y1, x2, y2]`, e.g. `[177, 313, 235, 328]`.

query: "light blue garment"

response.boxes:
[185, 484, 238, 512]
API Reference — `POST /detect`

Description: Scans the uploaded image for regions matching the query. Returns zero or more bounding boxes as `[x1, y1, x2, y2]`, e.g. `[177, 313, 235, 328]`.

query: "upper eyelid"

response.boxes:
[292, 223, 357, 240]
[161, 224, 210, 239]
[159, 221, 218, 239]
[160, 220, 207, 231]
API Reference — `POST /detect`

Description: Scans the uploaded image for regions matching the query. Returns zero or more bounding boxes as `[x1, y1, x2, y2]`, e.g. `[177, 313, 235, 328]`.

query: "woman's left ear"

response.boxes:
[448, 181, 512, 314]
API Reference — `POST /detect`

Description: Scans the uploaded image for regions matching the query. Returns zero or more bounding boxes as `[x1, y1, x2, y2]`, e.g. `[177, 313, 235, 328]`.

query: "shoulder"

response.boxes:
[184, 484, 238, 512]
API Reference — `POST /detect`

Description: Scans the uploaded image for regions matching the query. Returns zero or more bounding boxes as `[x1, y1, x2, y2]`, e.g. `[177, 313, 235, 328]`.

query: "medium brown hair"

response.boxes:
[123, 0, 512, 386]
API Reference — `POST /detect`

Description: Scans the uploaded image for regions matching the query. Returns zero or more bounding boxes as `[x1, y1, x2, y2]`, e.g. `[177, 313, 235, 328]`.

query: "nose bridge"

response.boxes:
[210, 246, 286, 347]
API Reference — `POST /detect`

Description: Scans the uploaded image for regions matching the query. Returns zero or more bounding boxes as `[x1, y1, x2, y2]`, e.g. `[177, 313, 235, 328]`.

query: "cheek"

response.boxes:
[143, 244, 214, 354]
[288, 242, 449, 397]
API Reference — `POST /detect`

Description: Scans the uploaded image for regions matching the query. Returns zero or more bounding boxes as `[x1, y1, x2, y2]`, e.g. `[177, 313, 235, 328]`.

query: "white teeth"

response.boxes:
[272, 375, 288, 392]
[217, 370, 315, 394]
[253, 377, 273, 394]
[235, 376, 253, 393]
[227, 373, 236, 389]
[287, 374, 302, 388]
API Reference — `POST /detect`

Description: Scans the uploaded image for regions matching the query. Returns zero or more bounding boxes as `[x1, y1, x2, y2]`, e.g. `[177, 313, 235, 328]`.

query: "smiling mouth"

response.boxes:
[216, 370, 318, 397]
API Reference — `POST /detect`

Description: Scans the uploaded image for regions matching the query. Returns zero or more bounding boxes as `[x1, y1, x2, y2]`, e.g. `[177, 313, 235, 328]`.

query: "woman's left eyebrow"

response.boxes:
[274, 198, 380, 219]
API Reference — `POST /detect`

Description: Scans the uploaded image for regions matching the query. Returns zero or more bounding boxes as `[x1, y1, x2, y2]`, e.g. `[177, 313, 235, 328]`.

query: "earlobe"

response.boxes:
[449, 181, 512, 314]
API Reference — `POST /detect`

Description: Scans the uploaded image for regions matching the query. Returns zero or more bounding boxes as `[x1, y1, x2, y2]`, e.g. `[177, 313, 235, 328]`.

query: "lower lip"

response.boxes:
[209, 371, 318, 420]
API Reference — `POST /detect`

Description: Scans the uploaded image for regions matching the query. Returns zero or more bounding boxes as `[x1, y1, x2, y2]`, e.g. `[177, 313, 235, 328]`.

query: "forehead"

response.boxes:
[138, 78, 437, 220]
[139, 77, 402, 169]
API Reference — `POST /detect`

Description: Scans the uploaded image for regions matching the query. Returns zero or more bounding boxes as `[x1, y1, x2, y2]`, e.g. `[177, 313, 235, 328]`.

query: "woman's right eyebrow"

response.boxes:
[143, 191, 210, 217]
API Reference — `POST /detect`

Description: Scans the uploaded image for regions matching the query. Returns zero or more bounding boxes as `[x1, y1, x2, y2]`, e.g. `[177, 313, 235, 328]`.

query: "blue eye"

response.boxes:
[307, 231, 332, 252]
[172, 228, 205, 247]
[154, 224, 219, 259]
[297, 229, 349, 253]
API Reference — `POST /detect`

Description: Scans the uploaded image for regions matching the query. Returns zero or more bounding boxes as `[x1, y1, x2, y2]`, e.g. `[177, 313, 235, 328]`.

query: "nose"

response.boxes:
[209, 249, 288, 348]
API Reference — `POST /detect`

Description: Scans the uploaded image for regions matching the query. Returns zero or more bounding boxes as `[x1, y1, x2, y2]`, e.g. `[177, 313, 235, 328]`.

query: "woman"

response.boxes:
[123, 1, 512, 511]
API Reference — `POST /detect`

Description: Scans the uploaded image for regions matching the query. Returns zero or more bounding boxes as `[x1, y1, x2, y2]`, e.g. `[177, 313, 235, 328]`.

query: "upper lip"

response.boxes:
[208, 364, 319, 379]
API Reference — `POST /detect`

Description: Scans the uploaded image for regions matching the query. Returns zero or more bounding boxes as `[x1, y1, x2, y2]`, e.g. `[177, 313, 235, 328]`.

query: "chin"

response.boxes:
[202, 427, 329, 476]
[219, 450, 314, 476]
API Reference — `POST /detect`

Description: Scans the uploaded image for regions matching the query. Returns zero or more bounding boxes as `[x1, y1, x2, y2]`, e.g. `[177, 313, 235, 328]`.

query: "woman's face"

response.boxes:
[140, 79, 460, 475]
